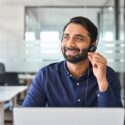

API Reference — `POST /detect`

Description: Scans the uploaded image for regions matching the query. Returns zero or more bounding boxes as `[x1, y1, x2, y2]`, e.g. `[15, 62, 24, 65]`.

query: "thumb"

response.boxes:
[88, 53, 93, 63]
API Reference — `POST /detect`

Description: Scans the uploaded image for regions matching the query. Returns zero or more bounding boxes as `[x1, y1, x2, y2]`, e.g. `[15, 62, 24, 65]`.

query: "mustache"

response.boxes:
[64, 47, 80, 52]
[64, 47, 89, 52]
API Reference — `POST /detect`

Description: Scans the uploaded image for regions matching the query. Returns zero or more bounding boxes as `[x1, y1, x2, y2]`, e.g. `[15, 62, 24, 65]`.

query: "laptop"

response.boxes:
[13, 107, 124, 125]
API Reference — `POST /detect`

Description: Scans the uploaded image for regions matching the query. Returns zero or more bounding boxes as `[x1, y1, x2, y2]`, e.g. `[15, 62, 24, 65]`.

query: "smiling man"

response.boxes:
[22, 16, 123, 107]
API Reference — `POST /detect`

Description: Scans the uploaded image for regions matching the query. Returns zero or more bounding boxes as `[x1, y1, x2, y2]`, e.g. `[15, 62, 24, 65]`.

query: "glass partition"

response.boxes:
[24, 3, 125, 106]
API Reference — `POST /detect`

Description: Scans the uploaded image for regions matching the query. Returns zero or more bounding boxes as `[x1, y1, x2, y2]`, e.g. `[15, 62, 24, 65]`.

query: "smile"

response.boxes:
[65, 50, 79, 56]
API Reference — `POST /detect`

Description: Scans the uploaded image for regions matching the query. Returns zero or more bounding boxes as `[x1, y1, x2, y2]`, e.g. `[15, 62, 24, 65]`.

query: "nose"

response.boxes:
[66, 38, 76, 48]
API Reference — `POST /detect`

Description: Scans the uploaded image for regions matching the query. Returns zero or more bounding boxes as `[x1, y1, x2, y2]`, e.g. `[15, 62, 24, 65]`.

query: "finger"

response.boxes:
[88, 52, 104, 61]
[92, 53, 105, 60]
[88, 55, 105, 66]
[88, 52, 107, 67]
[91, 57, 107, 65]
[89, 53, 107, 64]
[88, 54, 94, 65]
[88, 54, 92, 61]
[91, 59, 107, 70]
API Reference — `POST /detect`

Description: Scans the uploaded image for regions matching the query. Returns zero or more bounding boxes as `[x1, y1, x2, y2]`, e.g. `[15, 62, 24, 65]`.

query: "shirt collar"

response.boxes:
[63, 61, 93, 78]
[63, 61, 70, 76]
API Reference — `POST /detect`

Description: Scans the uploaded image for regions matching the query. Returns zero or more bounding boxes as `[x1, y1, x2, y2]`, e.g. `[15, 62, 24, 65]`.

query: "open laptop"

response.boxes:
[13, 107, 124, 125]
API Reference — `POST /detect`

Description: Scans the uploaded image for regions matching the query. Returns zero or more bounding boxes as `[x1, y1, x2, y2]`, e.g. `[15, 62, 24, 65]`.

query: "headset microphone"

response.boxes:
[89, 45, 97, 52]
[89, 46, 96, 52]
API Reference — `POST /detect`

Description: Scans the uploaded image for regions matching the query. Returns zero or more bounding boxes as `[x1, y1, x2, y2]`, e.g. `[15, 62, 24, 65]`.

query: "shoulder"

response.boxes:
[106, 66, 120, 84]
[106, 66, 117, 74]
[38, 60, 65, 74]
[106, 66, 118, 78]
[32, 61, 65, 85]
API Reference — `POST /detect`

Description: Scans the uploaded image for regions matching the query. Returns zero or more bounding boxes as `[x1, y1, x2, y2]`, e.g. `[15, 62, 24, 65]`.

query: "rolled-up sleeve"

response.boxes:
[97, 68, 123, 107]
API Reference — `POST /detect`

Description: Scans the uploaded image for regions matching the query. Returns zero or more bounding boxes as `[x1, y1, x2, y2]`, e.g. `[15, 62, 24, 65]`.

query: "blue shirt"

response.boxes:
[22, 61, 123, 107]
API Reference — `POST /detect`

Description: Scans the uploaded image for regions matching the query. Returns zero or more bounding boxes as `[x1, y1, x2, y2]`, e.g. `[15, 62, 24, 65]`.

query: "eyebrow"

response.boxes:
[75, 34, 85, 38]
[63, 33, 69, 36]
[63, 33, 85, 38]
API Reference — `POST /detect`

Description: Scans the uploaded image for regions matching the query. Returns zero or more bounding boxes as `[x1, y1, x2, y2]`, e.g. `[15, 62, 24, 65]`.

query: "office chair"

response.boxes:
[5, 72, 19, 86]
[0, 63, 6, 86]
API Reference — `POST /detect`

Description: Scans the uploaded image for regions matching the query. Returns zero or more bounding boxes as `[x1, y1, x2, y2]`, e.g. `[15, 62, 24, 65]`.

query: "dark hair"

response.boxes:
[63, 16, 98, 43]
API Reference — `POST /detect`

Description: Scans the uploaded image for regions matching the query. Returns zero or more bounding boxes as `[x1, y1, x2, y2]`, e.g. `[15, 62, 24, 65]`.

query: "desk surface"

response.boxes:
[0, 86, 27, 102]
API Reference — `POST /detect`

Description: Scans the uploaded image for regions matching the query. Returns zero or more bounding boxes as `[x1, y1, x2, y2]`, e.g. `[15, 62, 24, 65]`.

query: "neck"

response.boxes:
[67, 59, 89, 79]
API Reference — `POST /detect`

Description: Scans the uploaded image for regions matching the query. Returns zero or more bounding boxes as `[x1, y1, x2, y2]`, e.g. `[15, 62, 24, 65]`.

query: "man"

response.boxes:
[23, 16, 123, 107]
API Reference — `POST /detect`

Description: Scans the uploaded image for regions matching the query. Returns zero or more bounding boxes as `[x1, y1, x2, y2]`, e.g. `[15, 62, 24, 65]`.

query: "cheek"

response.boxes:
[61, 41, 65, 48]
[61, 43, 64, 52]
[77, 45, 85, 50]
[77, 43, 89, 49]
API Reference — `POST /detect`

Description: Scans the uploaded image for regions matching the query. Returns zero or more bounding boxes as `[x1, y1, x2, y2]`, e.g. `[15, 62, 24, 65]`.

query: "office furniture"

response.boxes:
[18, 73, 35, 86]
[0, 86, 27, 125]
[5, 72, 19, 86]
[0, 63, 6, 86]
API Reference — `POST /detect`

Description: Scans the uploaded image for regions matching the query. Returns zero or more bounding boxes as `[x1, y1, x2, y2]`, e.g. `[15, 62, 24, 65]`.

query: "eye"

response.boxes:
[62, 35, 69, 41]
[75, 37, 84, 42]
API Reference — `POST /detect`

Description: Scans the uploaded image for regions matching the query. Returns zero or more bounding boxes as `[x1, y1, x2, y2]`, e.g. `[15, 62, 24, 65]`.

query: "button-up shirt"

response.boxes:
[22, 61, 123, 107]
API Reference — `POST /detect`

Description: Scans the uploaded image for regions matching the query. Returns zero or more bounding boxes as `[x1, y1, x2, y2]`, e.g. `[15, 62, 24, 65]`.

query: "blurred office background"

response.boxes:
[0, 0, 124, 124]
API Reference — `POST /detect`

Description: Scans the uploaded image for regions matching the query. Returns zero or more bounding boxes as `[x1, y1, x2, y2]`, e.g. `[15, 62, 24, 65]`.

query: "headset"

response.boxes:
[88, 36, 99, 52]
[89, 45, 97, 52]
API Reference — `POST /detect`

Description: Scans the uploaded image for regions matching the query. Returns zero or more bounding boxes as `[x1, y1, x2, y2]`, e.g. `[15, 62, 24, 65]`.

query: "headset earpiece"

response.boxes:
[89, 45, 97, 52]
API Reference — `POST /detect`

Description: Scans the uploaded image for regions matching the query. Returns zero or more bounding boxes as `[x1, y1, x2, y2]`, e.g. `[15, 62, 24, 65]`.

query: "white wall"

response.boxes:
[0, 5, 26, 72]
[0, 5, 24, 41]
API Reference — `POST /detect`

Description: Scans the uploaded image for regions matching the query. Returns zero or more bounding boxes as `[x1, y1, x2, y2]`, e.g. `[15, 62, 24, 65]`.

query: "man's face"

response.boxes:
[61, 23, 91, 63]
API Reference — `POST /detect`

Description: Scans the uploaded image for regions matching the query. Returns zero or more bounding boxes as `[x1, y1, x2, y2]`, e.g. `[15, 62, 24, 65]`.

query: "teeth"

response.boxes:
[66, 50, 77, 52]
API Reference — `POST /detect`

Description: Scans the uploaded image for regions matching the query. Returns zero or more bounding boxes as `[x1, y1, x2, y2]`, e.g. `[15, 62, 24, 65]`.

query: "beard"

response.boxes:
[62, 47, 89, 64]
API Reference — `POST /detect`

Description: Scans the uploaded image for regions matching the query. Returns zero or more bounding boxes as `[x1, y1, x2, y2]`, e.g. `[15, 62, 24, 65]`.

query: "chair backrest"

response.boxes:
[0, 63, 6, 85]
[5, 72, 19, 86]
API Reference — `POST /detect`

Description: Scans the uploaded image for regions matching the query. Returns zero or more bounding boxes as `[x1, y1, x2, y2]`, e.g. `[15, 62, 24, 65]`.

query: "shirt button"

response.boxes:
[78, 99, 81, 102]
[97, 94, 100, 97]
[70, 74, 72, 77]
[77, 83, 79, 85]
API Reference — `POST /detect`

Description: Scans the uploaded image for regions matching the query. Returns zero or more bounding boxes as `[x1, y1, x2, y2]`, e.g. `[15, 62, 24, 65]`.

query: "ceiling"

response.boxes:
[23, 0, 114, 30]
[0, 0, 114, 7]
[0, 0, 124, 36]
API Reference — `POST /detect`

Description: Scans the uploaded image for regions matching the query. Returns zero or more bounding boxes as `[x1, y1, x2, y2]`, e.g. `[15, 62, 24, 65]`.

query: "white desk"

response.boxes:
[0, 86, 27, 125]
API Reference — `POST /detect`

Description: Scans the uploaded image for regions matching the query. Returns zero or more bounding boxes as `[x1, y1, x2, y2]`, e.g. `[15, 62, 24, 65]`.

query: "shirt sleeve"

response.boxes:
[22, 69, 47, 107]
[97, 68, 123, 107]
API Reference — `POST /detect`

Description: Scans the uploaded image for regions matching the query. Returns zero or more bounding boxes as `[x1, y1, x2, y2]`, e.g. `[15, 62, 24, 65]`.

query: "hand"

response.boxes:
[88, 52, 108, 92]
